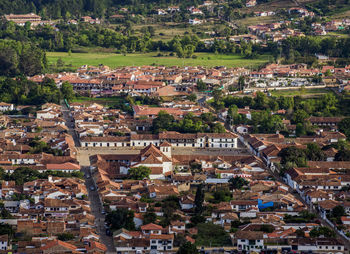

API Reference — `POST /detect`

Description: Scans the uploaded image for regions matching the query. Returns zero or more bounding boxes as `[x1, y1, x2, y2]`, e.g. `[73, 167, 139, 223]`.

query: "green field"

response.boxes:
[47, 52, 270, 69]
[71, 96, 125, 106]
[270, 88, 332, 97]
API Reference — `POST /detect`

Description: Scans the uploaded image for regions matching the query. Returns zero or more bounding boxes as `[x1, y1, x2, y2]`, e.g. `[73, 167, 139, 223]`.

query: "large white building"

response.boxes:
[80, 131, 238, 149]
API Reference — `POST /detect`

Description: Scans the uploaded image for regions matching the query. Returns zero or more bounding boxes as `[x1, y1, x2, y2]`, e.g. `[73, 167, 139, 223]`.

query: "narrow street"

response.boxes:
[61, 101, 116, 253]
[82, 166, 116, 253]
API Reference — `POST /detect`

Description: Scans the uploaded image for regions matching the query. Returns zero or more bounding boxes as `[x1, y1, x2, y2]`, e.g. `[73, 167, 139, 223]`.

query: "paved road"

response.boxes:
[61, 102, 116, 253]
[61, 102, 80, 147]
[82, 166, 116, 253]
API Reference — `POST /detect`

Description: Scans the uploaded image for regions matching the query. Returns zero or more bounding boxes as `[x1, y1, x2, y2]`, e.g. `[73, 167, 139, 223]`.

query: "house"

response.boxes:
[246, 0, 257, 7]
[307, 116, 343, 127]
[141, 223, 163, 235]
[179, 195, 195, 210]
[0, 235, 9, 250]
[0, 102, 14, 112]
[189, 18, 203, 25]
[41, 240, 78, 253]
[4, 13, 41, 26]
[150, 234, 174, 252]
[157, 9, 167, 15]
[236, 230, 264, 252]
[289, 238, 345, 253]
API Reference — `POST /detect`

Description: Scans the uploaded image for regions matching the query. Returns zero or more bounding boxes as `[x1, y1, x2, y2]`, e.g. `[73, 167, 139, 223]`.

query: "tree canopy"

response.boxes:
[128, 166, 151, 180]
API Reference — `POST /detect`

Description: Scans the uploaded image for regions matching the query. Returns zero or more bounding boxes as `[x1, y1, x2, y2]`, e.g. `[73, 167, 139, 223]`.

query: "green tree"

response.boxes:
[292, 109, 309, 124]
[306, 143, 325, 161]
[105, 208, 135, 231]
[309, 226, 335, 238]
[229, 177, 249, 190]
[278, 147, 307, 167]
[177, 241, 199, 254]
[196, 80, 207, 92]
[128, 166, 151, 180]
[338, 118, 350, 139]
[143, 212, 157, 224]
[187, 93, 197, 102]
[331, 205, 346, 218]
[335, 149, 350, 161]
[57, 233, 74, 241]
[152, 111, 175, 133]
[238, 76, 245, 91]
[194, 184, 204, 214]
[60, 82, 74, 102]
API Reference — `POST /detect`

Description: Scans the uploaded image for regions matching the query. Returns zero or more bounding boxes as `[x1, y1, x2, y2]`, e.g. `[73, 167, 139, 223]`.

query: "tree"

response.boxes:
[335, 149, 350, 161]
[296, 123, 306, 137]
[210, 122, 226, 133]
[60, 82, 74, 102]
[143, 212, 157, 224]
[229, 177, 248, 189]
[177, 241, 199, 254]
[338, 118, 350, 139]
[152, 111, 175, 133]
[57, 233, 74, 241]
[331, 205, 345, 218]
[292, 109, 309, 124]
[194, 184, 204, 214]
[309, 226, 336, 238]
[128, 166, 151, 180]
[187, 93, 197, 102]
[196, 80, 207, 92]
[238, 76, 245, 91]
[105, 208, 135, 231]
[306, 143, 325, 161]
[56, 58, 64, 68]
[278, 146, 307, 167]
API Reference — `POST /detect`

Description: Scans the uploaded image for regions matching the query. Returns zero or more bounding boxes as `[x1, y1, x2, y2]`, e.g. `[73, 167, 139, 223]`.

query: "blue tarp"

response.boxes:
[258, 199, 274, 210]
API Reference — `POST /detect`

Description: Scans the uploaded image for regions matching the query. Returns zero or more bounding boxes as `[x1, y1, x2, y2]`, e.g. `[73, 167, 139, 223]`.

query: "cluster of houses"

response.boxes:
[88, 139, 349, 252]
[2, 176, 107, 253]
[29, 65, 249, 96]
[235, 117, 350, 241]
[0, 103, 110, 252]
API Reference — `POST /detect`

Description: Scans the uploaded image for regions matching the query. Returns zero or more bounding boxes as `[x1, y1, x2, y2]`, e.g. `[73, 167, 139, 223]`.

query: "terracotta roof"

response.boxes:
[141, 223, 163, 230]
[41, 240, 77, 251]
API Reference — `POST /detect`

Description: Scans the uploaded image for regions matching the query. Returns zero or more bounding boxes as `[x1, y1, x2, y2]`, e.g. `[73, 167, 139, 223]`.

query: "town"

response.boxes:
[0, 0, 350, 253]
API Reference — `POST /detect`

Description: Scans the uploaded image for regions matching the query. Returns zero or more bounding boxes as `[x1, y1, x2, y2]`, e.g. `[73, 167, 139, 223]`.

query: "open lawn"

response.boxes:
[47, 52, 270, 69]
[270, 88, 332, 97]
[71, 96, 126, 107]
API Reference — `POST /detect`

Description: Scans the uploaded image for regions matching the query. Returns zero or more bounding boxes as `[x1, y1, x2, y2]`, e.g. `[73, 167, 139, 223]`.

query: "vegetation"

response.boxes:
[194, 184, 204, 214]
[177, 242, 199, 254]
[229, 177, 249, 190]
[309, 226, 336, 238]
[0, 77, 64, 106]
[152, 111, 225, 134]
[0, 39, 47, 77]
[29, 138, 63, 156]
[160, 196, 181, 227]
[195, 223, 231, 247]
[47, 52, 270, 69]
[338, 118, 350, 139]
[283, 211, 317, 223]
[1, 167, 84, 186]
[57, 233, 75, 241]
[105, 208, 135, 231]
[128, 166, 152, 180]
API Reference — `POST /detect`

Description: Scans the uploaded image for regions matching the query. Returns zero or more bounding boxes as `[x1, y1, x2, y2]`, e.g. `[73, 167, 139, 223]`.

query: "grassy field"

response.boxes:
[47, 52, 271, 69]
[71, 96, 126, 107]
[270, 88, 332, 97]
